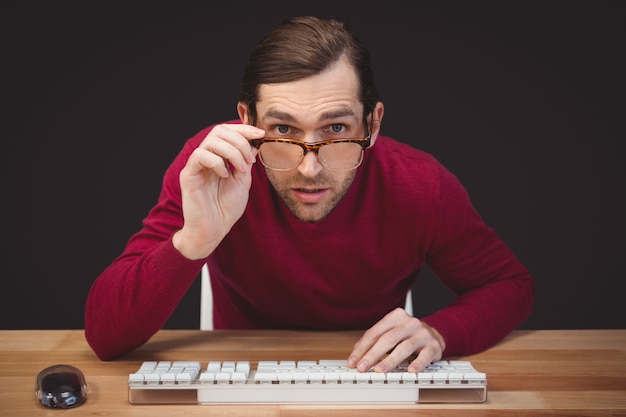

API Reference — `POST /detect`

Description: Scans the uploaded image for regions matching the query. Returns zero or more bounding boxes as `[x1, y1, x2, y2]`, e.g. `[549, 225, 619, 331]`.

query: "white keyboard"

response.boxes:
[128, 359, 487, 404]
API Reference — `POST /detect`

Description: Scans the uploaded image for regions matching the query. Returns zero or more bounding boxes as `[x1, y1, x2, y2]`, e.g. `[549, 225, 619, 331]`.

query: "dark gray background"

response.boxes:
[1, 1, 624, 330]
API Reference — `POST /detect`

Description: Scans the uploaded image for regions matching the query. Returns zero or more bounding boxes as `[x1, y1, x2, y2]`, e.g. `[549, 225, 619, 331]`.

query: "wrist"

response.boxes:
[172, 229, 217, 260]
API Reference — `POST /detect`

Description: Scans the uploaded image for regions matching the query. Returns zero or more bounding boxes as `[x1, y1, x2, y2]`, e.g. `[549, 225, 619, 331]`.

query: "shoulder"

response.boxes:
[362, 134, 469, 202]
[366, 134, 449, 180]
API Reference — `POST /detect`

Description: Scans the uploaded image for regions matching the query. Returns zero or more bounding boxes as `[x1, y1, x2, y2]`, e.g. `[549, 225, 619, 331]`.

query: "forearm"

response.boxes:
[422, 269, 534, 356]
[84, 238, 205, 360]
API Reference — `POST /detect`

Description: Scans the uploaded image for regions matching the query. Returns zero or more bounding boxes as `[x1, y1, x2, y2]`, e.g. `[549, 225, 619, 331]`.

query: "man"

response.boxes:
[85, 16, 534, 373]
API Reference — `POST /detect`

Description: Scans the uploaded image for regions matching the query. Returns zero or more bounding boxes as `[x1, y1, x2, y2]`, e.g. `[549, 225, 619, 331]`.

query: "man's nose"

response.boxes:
[297, 151, 324, 177]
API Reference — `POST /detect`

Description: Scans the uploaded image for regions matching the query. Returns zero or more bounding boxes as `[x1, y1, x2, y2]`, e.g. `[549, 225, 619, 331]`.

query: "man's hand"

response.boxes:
[173, 123, 264, 260]
[347, 308, 446, 373]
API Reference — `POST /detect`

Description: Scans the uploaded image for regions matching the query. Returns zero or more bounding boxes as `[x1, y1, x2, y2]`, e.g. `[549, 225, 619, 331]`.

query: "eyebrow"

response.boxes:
[262, 108, 358, 124]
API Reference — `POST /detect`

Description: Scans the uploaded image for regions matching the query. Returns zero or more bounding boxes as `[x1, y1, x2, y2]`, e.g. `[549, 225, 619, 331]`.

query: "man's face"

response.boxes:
[253, 59, 367, 223]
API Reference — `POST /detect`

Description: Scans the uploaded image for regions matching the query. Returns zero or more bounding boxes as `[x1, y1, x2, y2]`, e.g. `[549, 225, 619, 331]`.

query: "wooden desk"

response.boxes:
[1, 329, 625, 416]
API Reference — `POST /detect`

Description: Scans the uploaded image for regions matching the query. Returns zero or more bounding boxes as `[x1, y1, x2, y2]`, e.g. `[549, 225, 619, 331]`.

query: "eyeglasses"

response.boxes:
[249, 136, 371, 171]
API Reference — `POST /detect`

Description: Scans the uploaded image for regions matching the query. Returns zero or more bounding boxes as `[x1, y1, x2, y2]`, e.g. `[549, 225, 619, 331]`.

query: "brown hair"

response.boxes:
[239, 16, 379, 123]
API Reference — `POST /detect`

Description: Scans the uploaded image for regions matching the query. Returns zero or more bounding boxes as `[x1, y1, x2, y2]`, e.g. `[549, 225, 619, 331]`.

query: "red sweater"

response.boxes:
[85, 123, 534, 360]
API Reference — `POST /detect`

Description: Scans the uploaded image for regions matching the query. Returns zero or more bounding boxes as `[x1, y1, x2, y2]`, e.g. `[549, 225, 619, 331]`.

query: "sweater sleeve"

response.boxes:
[420, 164, 534, 357]
[84, 130, 209, 361]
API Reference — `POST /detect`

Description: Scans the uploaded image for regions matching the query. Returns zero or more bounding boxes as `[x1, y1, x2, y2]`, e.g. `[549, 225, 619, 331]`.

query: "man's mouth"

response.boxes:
[292, 187, 329, 203]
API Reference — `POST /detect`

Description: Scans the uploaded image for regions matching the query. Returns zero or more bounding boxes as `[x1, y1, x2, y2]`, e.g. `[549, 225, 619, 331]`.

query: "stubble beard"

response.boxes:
[266, 169, 357, 223]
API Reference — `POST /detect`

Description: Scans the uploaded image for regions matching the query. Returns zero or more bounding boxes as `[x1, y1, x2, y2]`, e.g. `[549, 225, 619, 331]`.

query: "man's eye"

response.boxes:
[276, 125, 290, 135]
[330, 124, 345, 133]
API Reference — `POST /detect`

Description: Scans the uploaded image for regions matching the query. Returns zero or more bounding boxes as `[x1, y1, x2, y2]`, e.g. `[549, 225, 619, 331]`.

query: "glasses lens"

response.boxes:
[258, 141, 365, 171]
[318, 142, 363, 170]
[258, 142, 303, 170]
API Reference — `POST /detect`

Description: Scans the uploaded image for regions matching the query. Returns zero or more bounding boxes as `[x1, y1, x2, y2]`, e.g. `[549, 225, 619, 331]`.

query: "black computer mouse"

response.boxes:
[35, 364, 88, 408]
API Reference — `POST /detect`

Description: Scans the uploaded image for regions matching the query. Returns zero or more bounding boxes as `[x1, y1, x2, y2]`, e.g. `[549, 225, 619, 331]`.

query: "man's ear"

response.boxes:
[237, 102, 250, 124]
[368, 101, 385, 146]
